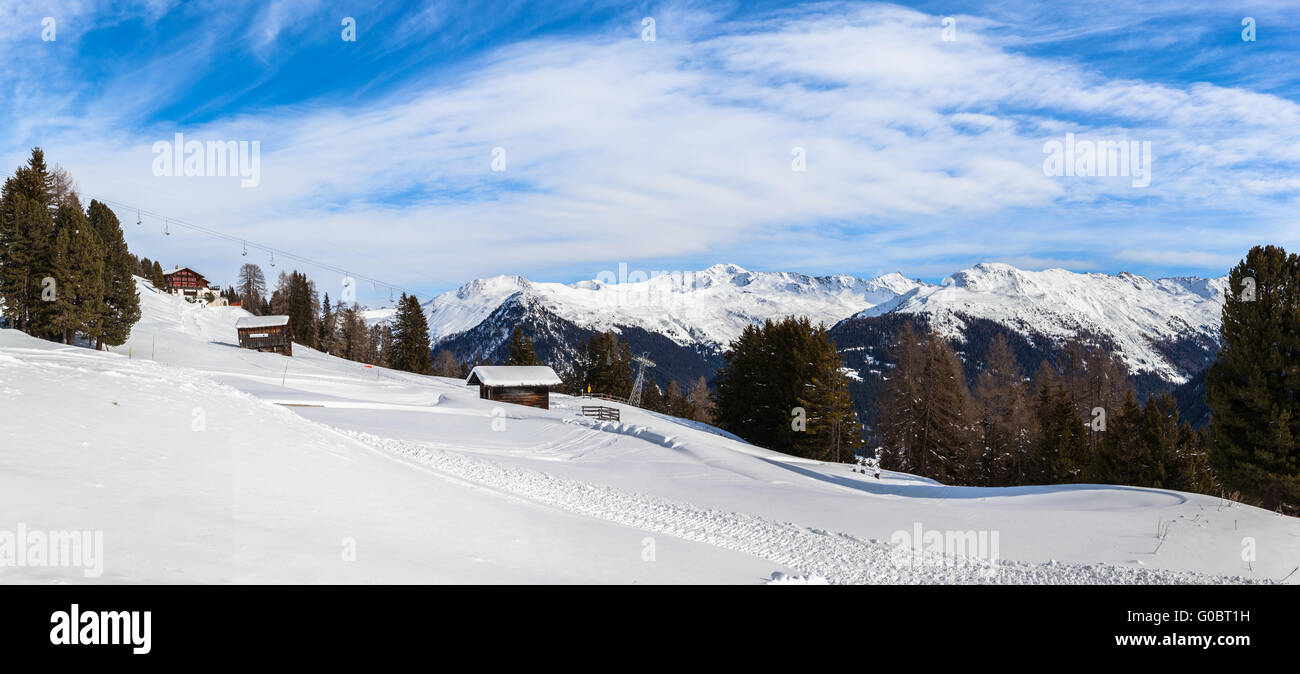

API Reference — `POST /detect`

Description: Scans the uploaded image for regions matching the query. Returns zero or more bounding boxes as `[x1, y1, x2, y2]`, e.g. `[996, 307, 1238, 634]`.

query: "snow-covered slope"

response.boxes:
[858, 263, 1228, 382]
[2, 278, 1294, 584]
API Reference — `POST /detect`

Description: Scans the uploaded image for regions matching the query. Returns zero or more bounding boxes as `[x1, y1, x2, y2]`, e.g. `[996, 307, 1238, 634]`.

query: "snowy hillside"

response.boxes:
[2, 278, 1295, 584]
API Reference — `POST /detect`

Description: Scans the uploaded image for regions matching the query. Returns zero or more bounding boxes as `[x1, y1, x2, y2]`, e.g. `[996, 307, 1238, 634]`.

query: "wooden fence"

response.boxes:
[580, 405, 620, 422]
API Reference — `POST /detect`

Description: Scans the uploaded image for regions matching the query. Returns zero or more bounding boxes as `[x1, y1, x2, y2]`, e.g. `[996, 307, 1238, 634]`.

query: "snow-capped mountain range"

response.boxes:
[422, 263, 922, 346]
[859, 263, 1229, 383]
[372, 262, 1228, 386]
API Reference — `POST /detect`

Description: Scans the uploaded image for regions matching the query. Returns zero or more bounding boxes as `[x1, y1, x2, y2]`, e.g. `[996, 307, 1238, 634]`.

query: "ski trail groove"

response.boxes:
[341, 429, 1263, 585]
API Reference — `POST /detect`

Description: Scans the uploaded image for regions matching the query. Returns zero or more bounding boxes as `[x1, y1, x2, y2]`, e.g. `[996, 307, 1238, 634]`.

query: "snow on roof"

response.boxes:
[162, 267, 205, 276]
[235, 315, 290, 329]
[466, 365, 562, 387]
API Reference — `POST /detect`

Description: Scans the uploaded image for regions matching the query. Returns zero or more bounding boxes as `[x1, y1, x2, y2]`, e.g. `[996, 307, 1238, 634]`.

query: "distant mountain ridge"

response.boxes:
[408, 262, 1226, 390]
[861, 262, 1228, 384]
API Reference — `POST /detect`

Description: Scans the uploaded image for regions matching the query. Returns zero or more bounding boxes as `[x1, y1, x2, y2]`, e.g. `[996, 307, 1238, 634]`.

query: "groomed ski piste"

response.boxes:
[2, 279, 1297, 584]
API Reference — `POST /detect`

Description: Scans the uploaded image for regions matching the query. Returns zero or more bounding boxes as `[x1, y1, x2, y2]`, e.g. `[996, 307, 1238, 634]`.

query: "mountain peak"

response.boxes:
[943, 262, 1033, 291]
[703, 263, 749, 275]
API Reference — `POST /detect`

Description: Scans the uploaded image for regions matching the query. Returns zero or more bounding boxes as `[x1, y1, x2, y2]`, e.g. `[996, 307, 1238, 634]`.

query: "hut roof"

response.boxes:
[162, 266, 206, 278]
[235, 315, 291, 329]
[466, 365, 562, 387]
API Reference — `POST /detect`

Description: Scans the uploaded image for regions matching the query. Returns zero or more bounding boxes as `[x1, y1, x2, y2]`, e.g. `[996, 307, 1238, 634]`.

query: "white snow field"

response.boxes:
[2, 280, 1296, 584]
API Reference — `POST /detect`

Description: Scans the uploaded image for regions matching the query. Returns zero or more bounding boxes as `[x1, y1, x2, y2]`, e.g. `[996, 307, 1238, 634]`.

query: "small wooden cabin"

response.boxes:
[163, 266, 210, 297]
[466, 366, 562, 410]
[235, 315, 294, 356]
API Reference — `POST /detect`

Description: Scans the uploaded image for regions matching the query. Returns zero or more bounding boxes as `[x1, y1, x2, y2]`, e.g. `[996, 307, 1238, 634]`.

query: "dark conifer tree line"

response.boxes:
[0, 148, 140, 347]
[873, 320, 1218, 493]
[712, 317, 863, 461]
[1206, 245, 1300, 513]
[387, 292, 431, 374]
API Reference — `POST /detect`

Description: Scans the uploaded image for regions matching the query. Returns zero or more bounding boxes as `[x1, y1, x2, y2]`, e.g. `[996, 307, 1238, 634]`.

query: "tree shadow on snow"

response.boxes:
[758, 457, 1188, 505]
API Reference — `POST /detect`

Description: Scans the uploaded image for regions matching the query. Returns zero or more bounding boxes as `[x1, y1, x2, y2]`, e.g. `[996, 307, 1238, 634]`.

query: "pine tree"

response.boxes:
[1096, 389, 1146, 486]
[48, 198, 104, 344]
[687, 376, 715, 424]
[390, 293, 432, 374]
[433, 350, 462, 377]
[918, 334, 976, 481]
[575, 332, 632, 398]
[376, 324, 394, 368]
[1079, 347, 1122, 470]
[1033, 377, 1087, 483]
[365, 323, 383, 364]
[1174, 425, 1218, 495]
[318, 292, 336, 355]
[507, 326, 539, 365]
[0, 149, 58, 334]
[665, 380, 693, 419]
[641, 380, 667, 413]
[1206, 245, 1300, 512]
[714, 317, 863, 460]
[236, 263, 267, 315]
[9, 148, 54, 210]
[973, 333, 1033, 485]
[282, 271, 318, 350]
[0, 191, 55, 333]
[878, 322, 926, 473]
[877, 325, 974, 480]
[714, 323, 768, 437]
[1140, 393, 1182, 489]
[150, 260, 166, 290]
[792, 325, 862, 462]
[86, 200, 140, 349]
[340, 303, 370, 362]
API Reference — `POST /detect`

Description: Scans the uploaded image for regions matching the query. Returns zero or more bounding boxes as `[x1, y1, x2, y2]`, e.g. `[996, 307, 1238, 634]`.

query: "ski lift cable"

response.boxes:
[92, 196, 428, 300]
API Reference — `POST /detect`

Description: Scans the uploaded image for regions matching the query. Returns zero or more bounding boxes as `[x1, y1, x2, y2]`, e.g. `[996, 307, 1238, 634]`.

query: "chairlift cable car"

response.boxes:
[163, 219, 170, 236]
[136, 209, 141, 225]
[242, 241, 247, 256]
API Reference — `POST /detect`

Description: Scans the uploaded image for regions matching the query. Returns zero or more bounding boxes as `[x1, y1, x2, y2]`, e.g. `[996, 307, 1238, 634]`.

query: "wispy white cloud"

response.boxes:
[3, 1, 1299, 297]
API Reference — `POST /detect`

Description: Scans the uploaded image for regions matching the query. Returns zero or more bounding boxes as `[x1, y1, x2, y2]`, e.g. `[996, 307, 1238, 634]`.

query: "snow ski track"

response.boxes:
[339, 429, 1263, 585]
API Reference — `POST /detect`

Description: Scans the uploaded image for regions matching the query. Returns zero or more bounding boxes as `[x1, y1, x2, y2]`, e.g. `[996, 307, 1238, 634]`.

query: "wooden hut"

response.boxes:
[235, 315, 294, 356]
[162, 266, 210, 297]
[465, 366, 562, 410]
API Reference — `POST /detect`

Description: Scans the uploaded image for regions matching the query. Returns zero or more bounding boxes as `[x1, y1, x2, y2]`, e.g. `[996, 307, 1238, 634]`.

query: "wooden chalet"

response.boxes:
[466, 366, 562, 410]
[162, 266, 210, 297]
[235, 315, 294, 356]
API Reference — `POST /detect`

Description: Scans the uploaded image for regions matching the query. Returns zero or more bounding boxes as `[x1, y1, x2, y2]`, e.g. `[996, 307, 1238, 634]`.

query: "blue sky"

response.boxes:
[3, 0, 1299, 302]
